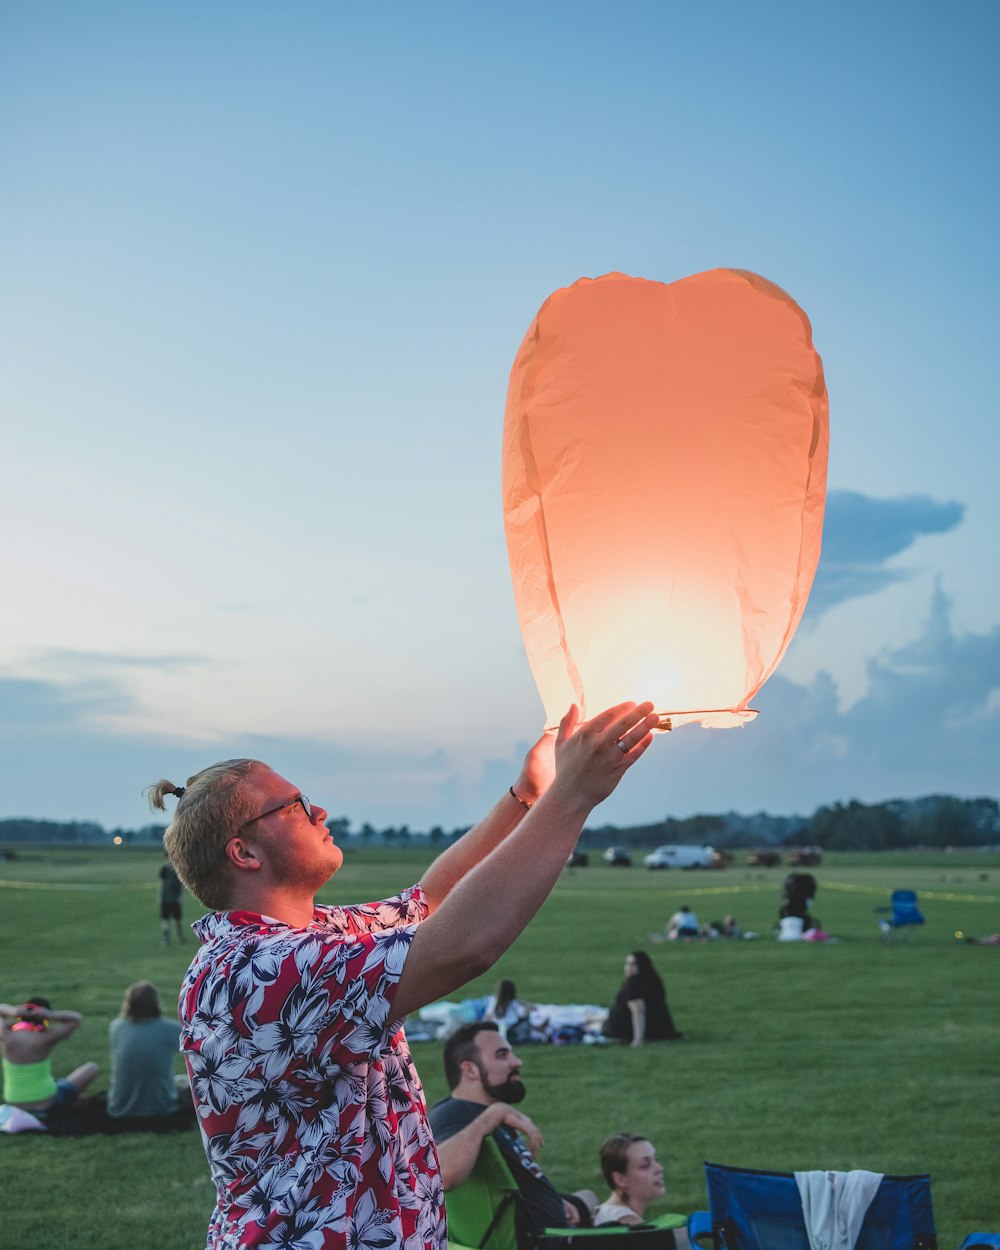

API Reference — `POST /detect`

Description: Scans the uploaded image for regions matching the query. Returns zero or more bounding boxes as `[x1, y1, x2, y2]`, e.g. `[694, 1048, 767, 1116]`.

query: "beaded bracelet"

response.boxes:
[509, 785, 532, 810]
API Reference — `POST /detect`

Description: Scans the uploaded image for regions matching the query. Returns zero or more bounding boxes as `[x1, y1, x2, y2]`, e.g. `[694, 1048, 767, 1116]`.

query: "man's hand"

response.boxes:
[552, 701, 658, 809]
[433, 1101, 546, 1191]
[396, 699, 659, 1022]
[562, 1200, 582, 1227]
[486, 1102, 544, 1156]
[511, 730, 558, 807]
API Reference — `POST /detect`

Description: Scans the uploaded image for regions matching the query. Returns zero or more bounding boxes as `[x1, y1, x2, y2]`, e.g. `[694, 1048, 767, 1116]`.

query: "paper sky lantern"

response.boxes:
[502, 269, 828, 730]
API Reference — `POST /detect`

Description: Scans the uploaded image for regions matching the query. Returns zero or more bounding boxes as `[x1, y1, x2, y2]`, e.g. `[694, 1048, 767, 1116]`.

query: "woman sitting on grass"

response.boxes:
[0, 995, 98, 1119]
[602, 951, 684, 1046]
[594, 1133, 691, 1249]
[483, 978, 549, 1044]
[107, 981, 190, 1122]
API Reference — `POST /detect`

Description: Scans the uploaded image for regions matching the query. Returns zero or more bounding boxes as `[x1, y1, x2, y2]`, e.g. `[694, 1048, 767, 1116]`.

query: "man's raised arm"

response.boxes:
[417, 730, 556, 912]
[392, 701, 657, 1021]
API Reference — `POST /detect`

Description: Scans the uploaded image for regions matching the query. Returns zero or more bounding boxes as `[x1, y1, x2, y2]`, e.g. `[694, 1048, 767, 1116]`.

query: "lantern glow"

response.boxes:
[502, 269, 829, 730]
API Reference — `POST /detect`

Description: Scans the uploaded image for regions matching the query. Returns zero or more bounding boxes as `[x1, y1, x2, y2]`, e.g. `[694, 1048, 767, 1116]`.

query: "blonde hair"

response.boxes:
[121, 981, 161, 1021]
[147, 759, 263, 910]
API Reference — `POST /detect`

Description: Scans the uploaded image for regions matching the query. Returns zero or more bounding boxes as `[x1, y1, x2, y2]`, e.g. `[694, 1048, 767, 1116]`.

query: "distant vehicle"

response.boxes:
[644, 844, 716, 870]
[566, 848, 589, 868]
[747, 849, 782, 867]
[603, 846, 633, 866]
[787, 846, 823, 867]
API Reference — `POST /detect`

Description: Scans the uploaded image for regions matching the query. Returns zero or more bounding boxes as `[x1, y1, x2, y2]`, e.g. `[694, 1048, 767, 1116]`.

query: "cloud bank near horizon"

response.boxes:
[3, 576, 998, 829]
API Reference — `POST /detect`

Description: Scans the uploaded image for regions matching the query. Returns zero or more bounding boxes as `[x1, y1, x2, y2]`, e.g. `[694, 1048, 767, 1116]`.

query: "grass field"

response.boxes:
[2, 844, 998, 1249]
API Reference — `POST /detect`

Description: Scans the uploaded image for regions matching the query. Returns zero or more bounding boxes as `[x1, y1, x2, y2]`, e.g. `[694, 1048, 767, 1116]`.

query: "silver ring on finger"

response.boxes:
[616, 738, 628, 754]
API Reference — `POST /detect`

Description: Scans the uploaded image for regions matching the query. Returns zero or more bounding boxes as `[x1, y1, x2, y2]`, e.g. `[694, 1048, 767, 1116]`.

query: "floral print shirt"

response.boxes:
[180, 886, 446, 1250]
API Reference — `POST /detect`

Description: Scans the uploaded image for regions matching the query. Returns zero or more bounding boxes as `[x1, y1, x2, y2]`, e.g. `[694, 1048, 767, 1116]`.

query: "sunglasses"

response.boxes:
[238, 794, 313, 833]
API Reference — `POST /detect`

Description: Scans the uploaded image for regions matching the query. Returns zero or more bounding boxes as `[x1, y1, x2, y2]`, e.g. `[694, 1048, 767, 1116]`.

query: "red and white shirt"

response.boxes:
[179, 886, 446, 1250]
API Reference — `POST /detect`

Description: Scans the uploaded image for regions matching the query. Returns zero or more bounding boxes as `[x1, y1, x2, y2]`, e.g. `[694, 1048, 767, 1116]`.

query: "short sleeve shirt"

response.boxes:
[428, 1097, 567, 1231]
[107, 1016, 182, 1117]
[180, 885, 446, 1250]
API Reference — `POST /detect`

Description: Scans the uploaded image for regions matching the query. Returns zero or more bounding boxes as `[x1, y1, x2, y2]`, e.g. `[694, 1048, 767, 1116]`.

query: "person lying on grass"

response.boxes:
[0, 996, 99, 1118]
[148, 699, 659, 1250]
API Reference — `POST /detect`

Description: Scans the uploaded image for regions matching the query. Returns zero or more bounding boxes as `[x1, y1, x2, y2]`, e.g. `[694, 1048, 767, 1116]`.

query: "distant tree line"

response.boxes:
[808, 796, 1000, 850]
[584, 795, 999, 851]
[1, 794, 997, 851]
[580, 811, 807, 851]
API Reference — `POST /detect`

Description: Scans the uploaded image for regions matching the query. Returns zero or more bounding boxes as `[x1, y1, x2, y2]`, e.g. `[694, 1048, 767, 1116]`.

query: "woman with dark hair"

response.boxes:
[483, 978, 525, 1040]
[484, 978, 548, 1043]
[602, 951, 683, 1046]
[106, 981, 187, 1119]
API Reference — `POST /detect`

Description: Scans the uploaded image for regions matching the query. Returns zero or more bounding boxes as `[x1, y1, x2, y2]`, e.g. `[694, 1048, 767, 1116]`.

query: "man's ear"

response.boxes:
[225, 836, 264, 874]
[459, 1058, 482, 1085]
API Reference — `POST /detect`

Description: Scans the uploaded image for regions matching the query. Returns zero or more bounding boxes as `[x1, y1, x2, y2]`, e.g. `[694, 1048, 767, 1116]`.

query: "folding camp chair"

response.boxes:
[874, 890, 925, 941]
[445, 1136, 686, 1250]
[693, 1160, 937, 1250]
[446, 1133, 521, 1250]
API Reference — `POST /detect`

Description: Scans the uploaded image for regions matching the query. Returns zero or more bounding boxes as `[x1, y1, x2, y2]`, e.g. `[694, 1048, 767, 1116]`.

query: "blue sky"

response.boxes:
[2, 3, 998, 831]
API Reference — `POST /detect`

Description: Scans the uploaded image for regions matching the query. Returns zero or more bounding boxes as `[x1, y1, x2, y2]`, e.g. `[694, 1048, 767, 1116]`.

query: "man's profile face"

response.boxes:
[239, 765, 342, 886]
[472, 1030, 526, 1104]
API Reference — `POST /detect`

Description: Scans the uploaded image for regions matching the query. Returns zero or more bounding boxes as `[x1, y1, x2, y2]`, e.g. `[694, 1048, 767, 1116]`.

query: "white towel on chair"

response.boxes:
[794, 1170, 884, 1250]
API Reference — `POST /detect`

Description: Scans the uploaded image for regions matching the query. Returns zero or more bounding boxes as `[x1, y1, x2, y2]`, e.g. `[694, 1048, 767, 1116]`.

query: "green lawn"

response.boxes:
[2, 845, 998, 1248]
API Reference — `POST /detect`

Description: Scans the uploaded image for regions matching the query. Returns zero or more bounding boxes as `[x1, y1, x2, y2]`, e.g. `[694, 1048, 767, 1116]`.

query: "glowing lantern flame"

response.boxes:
[502, 269, 828, 730]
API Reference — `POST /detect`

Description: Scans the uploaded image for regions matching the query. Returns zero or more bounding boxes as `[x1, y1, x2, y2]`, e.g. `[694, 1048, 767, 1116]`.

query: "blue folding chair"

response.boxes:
[694, 1161, 937, 1250]
[874, 890, 925, 940]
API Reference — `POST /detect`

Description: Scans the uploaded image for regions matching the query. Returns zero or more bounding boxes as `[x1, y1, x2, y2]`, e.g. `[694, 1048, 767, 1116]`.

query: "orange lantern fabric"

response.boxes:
[502, 269, 829, 730]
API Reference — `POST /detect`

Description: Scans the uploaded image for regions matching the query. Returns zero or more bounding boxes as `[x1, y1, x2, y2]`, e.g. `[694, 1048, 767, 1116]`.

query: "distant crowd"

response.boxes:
[0, 980, 193, 1135]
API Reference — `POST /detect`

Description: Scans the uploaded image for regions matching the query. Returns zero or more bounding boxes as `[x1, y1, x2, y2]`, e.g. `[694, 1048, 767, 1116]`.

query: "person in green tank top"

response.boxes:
[0, 995, 99, 1116]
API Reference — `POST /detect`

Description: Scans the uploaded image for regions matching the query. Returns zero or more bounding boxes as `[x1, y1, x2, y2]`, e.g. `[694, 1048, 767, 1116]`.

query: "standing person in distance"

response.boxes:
[159, 850, 185, 945]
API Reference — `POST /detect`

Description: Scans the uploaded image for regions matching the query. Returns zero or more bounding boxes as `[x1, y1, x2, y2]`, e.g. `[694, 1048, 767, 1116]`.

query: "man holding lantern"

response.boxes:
[148, 699, 658, 1250]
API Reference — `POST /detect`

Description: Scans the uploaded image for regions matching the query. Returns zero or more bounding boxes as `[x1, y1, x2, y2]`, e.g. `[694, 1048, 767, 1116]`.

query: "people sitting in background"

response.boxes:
[594, 1133, 691, 1248]
[107, 981, 190, 1121]
[666, 906, 700, 940]
[708, 915, 742, 939]
[484, 978, 528, 1040]
[429, 1021, 597, 1230]
[484, 978, 548, 1044]
[0, 996, 98, 1118]
[602, 951, 683, 1046]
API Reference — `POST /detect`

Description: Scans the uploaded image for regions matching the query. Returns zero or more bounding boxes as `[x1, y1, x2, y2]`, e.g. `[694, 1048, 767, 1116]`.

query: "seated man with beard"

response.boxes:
[429, 1022, 596, 1232]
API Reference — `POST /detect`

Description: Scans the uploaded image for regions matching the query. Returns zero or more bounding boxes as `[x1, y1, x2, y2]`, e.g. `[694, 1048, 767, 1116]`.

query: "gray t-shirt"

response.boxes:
[429, 1096, 567, 1231]
[107, 1016, 181, 1117]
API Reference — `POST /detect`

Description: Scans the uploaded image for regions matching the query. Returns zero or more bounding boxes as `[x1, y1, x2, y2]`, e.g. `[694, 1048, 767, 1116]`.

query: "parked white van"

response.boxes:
[644, 844, 716, 870]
